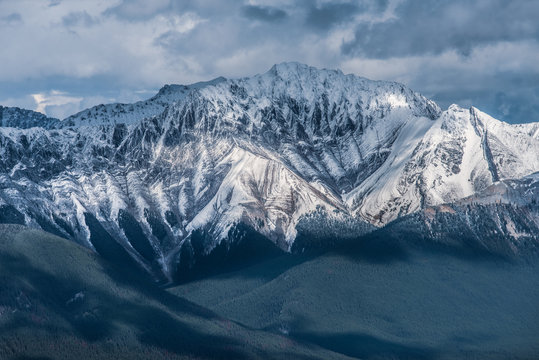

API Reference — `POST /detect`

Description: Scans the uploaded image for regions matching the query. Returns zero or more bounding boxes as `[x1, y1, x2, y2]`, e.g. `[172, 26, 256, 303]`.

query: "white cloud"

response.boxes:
[340, 40, 539, 93]
[0, 0, 204, 87]
[107, 0, 171, 19]
[0, 0, 537, 123]
[31, 90, 83, 118]
[0, 94, 37, 110]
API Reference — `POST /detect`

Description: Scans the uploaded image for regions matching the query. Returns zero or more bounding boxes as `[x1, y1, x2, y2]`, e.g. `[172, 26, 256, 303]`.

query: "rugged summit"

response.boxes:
[0, 106, 59, 129]
[0, 63, 538, 281]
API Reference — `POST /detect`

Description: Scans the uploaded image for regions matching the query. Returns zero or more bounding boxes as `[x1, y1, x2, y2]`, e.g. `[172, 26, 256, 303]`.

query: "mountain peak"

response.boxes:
[0, 105, 59, 129]
[1, 64, 537, 281]
[269, 61, 312, 73]
[268, 62, 344, 79]
[157, 76, 228, 94]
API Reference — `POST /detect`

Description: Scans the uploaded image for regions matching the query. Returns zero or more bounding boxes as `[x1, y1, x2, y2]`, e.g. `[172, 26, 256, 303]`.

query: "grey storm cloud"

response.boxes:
[62, 11, 99, 27]
[305, 2, 361, 30]
[343, 0, 539, 58]
[0, 12, 22, 25]
[430, 72, 539, 123]
[0, 0, 538, 124]
[242, 5, 287, 22]
[305, 0, 388, 30]
[104, 0, 172, 21]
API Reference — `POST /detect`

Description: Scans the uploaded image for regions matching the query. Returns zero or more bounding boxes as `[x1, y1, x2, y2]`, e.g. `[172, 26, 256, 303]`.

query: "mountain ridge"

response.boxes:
[0, 62, 537, 281]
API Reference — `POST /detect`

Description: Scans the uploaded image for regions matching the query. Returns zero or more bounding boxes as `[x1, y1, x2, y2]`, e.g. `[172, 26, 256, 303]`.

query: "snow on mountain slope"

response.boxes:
[0, 62, 537, 280]
[151, 62, 440, 196]
[62, 77, 226, 127]
[374, 172, 539, 259]
[182, 145, 345, 247]
[348, 104, 539, 225]
[0, 106, 59, 129]
[456, 171, 539, 206]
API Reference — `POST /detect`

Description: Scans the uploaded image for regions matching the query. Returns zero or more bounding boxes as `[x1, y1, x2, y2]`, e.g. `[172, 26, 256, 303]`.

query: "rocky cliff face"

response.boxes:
[347, 105, 539, 225]
[0, 106, 59, 129]
[0, 63, 537, 281]
[369, 173, 539, 260]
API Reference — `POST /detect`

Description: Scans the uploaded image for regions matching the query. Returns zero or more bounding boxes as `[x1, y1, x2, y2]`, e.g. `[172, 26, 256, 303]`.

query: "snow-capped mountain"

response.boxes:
[62, 77, 226, 127]
[0, 62, 537, 281]
[0, 105, 59, 129]
[347, 104, 539, 225]
[371, 172, 539, 259]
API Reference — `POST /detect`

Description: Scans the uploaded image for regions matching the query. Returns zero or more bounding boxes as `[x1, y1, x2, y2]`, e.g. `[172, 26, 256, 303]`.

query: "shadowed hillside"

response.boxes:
[171, 240, 539, 360]
[0, 224, 350, 360]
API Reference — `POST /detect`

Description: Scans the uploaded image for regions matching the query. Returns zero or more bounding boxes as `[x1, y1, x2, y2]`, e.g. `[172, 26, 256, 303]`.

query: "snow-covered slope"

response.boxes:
[0, 106, 59, 129]
[347, 105, 539, 224]
[0, 62, 537, 281]
[373, 172, 539, 259]
[62, 77, 226, 127]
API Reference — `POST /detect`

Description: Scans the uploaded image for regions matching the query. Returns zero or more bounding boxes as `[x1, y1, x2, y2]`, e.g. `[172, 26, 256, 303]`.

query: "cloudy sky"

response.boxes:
[1, 0, 538, 123]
